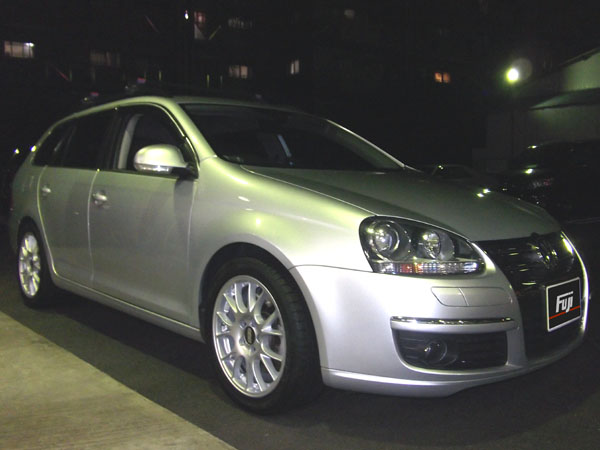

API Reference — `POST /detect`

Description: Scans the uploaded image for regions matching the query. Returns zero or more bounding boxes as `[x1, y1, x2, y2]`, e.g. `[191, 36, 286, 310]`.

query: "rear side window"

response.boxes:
[33, 111, 114, 169]
[61, 111, 114, 169]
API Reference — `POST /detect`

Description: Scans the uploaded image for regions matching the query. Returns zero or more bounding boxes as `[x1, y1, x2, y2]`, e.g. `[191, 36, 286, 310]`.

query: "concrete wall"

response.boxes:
[534, 51, 600, 95]
[481, 49, 600, 172]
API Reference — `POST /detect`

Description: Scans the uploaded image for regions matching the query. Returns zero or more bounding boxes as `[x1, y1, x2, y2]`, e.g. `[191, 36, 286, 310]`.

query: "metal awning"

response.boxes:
[531, 88, 600, 110]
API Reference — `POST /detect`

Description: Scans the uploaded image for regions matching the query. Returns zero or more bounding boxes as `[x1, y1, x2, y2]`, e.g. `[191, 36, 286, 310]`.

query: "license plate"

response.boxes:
[546, 278, 581, 332]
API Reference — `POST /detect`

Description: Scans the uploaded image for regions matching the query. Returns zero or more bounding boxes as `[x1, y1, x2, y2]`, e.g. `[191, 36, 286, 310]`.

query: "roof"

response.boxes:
[531, 87, 600, 110]
[77, 82, 268, 110]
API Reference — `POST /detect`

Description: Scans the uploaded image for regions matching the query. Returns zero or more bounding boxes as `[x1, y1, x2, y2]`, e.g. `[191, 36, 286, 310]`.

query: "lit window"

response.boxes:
[90, 50, 120, 67]
[289, 59, 300, 75]
[3, 41, 35, 59]
[228, 17, 253, 30]
[434, 72, 451, 84]
[228, 65, 251, 79]
[194, 11, 207, 40]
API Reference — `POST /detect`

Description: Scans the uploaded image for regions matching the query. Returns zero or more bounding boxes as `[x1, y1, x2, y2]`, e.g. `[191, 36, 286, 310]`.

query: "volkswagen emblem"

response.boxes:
[244, 326, 256, 345]
[531, 234, 559, 270]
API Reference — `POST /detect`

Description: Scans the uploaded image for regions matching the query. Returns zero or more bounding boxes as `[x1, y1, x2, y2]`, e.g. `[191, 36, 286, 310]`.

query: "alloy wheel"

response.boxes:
[18, 232, 42, 298]
[212, 276, 286, 398]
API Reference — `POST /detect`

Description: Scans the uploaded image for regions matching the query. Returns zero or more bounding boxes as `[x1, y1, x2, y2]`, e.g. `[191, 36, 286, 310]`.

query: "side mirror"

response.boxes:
[133, 144, 196, 177]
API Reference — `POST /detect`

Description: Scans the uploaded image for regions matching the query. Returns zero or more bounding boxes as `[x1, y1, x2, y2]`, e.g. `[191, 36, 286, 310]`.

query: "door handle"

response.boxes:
[92, 191, 108, 206]
[40, 185, 51, 197]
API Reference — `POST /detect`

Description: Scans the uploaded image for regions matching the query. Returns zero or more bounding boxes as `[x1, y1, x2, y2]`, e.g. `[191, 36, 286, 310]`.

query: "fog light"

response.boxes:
[423, 339, 447, 364]
[422, 339, 458, 367]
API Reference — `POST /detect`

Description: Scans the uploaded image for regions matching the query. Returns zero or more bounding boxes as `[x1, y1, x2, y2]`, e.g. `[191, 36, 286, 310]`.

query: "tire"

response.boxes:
[17, 223, 58, 308]
[208, 256, 322, 413]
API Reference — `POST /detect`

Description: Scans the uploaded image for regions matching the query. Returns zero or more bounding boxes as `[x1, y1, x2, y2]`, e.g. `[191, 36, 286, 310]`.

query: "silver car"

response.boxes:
[9, 95, 589, 412]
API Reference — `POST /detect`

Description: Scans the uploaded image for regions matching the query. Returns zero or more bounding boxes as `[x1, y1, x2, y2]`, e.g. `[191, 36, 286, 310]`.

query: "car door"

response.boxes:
[88, 105, 197, 323]
[37, 111, 114, 284]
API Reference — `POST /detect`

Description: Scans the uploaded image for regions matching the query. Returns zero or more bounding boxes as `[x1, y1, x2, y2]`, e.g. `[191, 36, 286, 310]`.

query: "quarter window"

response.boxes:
[33, 123, 72, 166]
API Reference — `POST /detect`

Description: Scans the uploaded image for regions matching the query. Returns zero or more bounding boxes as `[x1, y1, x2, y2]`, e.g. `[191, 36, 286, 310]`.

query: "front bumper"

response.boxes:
[291, 259, 588, 397]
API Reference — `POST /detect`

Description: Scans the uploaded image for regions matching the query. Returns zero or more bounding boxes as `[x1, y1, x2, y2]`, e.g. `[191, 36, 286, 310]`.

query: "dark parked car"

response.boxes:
[501, 141, 600, 223]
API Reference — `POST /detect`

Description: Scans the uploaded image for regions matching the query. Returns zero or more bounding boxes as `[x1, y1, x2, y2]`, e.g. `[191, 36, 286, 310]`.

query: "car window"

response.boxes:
[182, 104, 401, 171]
[114, 106, 192, 172]
[32, 122, 73, 166]
[59, 111, 114, 169]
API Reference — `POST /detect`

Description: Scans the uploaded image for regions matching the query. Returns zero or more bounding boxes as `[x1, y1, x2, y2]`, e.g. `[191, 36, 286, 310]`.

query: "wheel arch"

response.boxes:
[15, 215, 59, 280]
[16, 216, 42, 245]
[198, 242, 315, 343]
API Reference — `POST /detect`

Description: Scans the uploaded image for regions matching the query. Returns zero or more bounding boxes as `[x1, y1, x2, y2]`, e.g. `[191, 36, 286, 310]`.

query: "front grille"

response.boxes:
[394, 330, 508, 370]
[478, 232, 583, 359]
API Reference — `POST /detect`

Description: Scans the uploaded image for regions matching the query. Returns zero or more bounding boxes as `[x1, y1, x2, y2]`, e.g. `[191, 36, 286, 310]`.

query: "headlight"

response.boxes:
[359, 217, 484, 275]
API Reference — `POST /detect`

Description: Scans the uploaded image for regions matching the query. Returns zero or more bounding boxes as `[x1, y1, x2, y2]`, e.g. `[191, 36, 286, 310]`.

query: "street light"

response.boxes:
[505, 58, 532, 84]
[506, 67, 520, 83]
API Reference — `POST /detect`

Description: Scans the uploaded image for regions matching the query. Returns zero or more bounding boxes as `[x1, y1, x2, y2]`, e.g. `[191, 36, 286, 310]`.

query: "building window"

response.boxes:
[228, 65, 251, 79]
[3, 41, 35, 59]
[434, 72, 451, 84]
[228, 17, 253, 30]
[194, 11, 207, 40]
[289, 59, 300, 75]
[343, 9, 356, 20]
[90, 50, 120, 67]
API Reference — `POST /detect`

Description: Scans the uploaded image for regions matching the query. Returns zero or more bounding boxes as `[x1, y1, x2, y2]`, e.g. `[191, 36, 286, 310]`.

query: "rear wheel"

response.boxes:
[17, 224, 58, 307]
[208, 257, 321, 413]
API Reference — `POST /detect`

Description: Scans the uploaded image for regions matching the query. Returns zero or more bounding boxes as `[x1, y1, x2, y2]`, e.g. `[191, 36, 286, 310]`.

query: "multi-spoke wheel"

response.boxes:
[17, 224, 57, 307]
[213, 276, 286, 397]
[18, 232, 42, 298]
[208, 257, 321, 413]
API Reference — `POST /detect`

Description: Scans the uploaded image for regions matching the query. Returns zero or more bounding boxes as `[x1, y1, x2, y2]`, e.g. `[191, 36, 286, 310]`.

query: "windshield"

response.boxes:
[182, 104, 402, 171]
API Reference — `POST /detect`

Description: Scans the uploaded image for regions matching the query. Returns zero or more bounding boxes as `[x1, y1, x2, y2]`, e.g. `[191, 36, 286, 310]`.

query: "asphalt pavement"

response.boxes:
[1, 220, 600, 450]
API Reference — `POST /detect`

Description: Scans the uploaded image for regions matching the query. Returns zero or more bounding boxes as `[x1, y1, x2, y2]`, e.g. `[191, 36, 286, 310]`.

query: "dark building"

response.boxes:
[1, 0, 497, 165]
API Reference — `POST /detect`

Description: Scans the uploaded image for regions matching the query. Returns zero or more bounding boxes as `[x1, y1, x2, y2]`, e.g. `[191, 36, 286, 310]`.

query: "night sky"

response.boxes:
[1, 0, 600, 164]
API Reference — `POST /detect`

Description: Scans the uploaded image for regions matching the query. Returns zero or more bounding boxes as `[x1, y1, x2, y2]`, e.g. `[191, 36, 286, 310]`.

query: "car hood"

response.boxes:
[244, 167, 559, 241]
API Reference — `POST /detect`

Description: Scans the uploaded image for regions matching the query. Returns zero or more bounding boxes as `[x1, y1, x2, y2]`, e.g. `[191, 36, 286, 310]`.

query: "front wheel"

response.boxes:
[208, 257, 321, 413]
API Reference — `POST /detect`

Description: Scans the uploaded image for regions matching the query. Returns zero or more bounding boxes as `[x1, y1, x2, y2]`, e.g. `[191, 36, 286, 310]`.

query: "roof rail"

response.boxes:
[78, 81, 266, 110]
